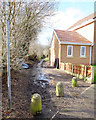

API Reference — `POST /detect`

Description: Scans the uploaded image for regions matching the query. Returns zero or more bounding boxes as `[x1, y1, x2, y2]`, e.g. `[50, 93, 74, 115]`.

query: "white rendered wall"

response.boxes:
[75, 22, 94, 43]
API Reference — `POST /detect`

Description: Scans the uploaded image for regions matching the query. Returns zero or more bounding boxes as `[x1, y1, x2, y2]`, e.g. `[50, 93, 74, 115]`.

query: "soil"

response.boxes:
[1, 60, 94, 119]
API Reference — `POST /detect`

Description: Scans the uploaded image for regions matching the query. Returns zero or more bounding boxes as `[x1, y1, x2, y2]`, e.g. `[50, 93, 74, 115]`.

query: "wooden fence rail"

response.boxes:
[60, 62, 94, 84]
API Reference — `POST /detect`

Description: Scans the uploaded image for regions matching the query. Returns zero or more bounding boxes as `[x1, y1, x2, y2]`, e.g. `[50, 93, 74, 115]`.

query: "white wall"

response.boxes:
[74, 22, 94, 43]
[75, 23, 94, 64]
[69, 20, 94, 64]
[51, 35, 55, 66]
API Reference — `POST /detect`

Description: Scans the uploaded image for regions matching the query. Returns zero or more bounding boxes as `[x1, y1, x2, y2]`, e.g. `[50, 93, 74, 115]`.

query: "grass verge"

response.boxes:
[92, 65, 96, 83]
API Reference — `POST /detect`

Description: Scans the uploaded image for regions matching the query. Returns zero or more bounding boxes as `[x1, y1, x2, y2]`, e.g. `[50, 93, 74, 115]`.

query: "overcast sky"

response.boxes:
[37, 0, 95, 45]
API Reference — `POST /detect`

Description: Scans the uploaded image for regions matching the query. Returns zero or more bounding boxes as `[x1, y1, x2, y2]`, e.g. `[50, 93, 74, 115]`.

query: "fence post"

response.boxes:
[72, 64, 74, 74]
[64, 63, 65, 70]
[84, 66, 87, 80]
[90, 66, 94, 83]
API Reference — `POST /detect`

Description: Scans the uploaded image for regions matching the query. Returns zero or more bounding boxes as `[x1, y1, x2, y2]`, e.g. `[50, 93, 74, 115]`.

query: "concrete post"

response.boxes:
[90, 66, 94, 83]
[56, 82, 64, 97]
[30, 93, 42, 115]
[72, 77, 77, 87]
[64, 63, 65, 70]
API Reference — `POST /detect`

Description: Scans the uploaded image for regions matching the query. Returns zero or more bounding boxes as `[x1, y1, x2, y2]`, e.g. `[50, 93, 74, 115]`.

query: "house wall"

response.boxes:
[75, 23, 94, 65]
[50, 33, 60, 66]
[69, 22, 94, 65]
[72, 22, 94, 43]
[94, 19, 96, 65]
[50, 36, 55, 66]
[60, 44, 91, 65]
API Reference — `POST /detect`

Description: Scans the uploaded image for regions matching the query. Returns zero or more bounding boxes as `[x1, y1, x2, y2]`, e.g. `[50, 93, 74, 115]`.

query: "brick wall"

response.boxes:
[50, 33, 60, 66]
[61, 44, 91, 65]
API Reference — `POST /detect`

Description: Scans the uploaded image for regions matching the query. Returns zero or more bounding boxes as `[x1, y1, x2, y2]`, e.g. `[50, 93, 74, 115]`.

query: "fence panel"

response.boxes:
[86, 66, 91, 77]
[60, 62, 94, 83]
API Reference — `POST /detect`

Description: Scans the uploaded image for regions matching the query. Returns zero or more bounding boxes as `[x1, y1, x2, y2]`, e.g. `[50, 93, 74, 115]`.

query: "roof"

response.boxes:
[68, 12, 96, 30]
[54, 29, 92, 45]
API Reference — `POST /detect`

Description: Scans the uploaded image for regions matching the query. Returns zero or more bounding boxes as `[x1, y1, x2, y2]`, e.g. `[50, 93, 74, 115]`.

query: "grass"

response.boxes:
[92, 65, 96, 83]
[43, 57, 49, 61]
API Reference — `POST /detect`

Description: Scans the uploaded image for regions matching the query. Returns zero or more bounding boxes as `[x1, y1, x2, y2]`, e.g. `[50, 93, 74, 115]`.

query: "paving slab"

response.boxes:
[42, 63, 95, 118]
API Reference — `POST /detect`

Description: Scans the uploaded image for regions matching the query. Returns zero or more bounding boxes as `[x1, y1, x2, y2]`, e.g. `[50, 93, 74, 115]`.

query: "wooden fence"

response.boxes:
[60, 62, 94, 84]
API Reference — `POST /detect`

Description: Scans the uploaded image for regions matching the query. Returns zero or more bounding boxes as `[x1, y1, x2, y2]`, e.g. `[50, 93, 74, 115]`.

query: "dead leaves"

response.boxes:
[50, 76, 56, 85]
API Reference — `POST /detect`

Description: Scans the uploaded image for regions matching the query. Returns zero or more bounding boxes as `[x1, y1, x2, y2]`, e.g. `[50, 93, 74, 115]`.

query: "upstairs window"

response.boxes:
[67, 45, 73, 57]
[80, 46, 86, 57]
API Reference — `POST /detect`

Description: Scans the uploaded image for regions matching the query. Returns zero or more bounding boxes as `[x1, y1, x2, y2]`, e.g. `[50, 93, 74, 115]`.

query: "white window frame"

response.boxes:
[80, 46, 86, 57]
[67, 45, 73, 57]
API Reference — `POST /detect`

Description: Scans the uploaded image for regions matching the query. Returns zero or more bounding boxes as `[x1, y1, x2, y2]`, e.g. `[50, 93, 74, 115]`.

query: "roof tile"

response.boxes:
[54, 29, 92, 44]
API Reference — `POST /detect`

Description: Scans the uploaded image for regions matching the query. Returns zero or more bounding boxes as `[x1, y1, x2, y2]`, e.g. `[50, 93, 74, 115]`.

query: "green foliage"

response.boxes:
[28, 54, 38, 61]
[92, 65, 96, 83]
[44, 57, 49, 61]
[41, 55, 46, 59]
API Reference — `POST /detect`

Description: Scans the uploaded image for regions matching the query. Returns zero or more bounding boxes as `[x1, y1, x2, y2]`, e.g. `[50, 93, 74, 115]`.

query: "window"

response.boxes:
[80, 46, 86, 57]
[67, 45, 73, 57]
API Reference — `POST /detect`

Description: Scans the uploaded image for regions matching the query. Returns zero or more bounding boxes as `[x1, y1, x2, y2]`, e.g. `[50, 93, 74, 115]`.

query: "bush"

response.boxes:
[41, 55, 45, 59]
[28, 54, 38, 61]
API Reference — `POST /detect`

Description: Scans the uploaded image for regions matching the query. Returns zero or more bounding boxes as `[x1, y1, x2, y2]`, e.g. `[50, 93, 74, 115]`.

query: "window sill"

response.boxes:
[67, 56, 73, 58]
[80, 56, 86, 58]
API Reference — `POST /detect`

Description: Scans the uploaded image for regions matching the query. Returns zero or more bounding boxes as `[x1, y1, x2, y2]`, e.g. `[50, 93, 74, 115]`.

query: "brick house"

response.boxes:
[67, 12, 96, 65]
[50, 29, 93, 67]
[50, 12, 96, 67]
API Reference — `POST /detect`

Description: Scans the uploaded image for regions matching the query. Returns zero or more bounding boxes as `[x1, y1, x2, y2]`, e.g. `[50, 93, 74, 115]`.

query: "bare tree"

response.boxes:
[0, 0, 55, 82]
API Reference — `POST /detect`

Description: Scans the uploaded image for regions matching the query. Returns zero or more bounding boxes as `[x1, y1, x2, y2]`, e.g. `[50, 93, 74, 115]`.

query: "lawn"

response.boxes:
[43, 57, 49, 61]
[92, 65, 96, 83]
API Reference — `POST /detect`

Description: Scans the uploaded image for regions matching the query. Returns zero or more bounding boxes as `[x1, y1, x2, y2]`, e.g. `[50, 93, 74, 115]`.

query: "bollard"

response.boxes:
[72, 77, 77, 87]
[30, 93, 42, 115]
[56, 82, 64, 97]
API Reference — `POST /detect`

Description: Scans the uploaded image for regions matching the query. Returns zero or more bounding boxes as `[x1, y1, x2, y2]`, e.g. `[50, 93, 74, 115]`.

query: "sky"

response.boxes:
[37, 0, 96, 45]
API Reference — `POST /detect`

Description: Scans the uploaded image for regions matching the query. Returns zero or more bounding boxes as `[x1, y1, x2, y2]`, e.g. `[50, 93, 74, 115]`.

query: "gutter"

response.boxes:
[89, 46, 92, 65]
[60, 42, 92, 46]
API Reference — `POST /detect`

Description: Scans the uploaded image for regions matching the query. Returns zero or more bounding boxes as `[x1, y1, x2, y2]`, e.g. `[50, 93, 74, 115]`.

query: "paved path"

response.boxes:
[42, 65, 95, 119]
[81, 84, 95, 119]
[81, 84, 94, 99]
